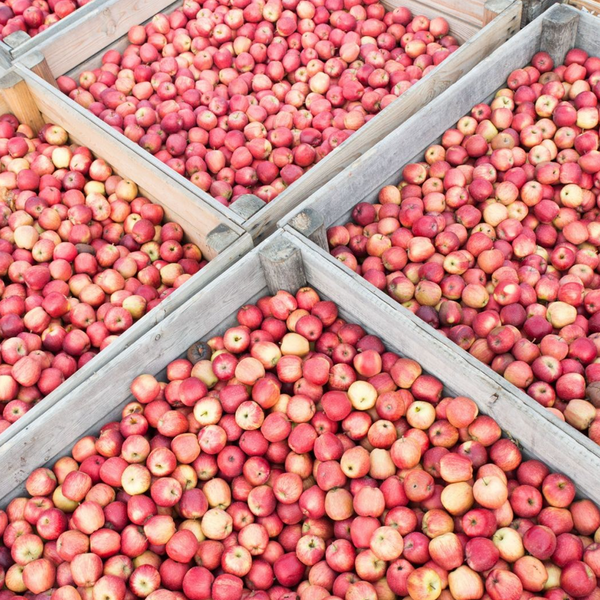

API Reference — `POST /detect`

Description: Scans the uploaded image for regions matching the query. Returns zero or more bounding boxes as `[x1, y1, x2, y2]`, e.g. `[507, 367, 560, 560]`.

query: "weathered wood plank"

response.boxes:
[540, 4, 580, 65]
[574, 10, 600, 57]
[259, 237, 307, 294]
[24, 0, 180, 75]
[289, 209, 329, 251]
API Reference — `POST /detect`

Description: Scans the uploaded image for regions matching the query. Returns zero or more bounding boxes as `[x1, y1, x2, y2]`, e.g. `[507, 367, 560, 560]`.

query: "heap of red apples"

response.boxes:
[0, 0, 89, 41]
[328, 48, 600, 444]
[1, 286, 599, 600]
[0, 114, 204, 434]
[56, 0, 457, 206]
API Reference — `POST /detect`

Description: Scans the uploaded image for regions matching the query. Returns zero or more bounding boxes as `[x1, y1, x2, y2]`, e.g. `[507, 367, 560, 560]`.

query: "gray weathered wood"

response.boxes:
[3, 31, 30, 50]
[289, 209, 328, 251]
[9, 0, 180, 65]
[206, 224, 247, 255]
[14, 0, 521, 240]
[540, 4, 580, 65]
[229, 195, 266, 220]
[259, 237, 307, 295]
[573, 10, 600, 57]
[522, 0, 561, 25]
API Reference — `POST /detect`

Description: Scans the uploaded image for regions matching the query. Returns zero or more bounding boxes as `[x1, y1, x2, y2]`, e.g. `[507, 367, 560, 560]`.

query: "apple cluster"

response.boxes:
[0, 114, 204, 434]
[56, 0, 457, 206]
[327, 48, 600, 444]
[0, 286, 599, 600]
[0, 0, 89, 41]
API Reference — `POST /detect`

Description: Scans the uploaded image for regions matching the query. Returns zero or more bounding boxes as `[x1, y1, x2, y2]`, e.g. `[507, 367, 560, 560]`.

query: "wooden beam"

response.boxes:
[540, 4, 580, 65]
[18, 51, 58, 88]
[229, 194, 265, 220]
[259, 237, 307, 295]
[289, 209, 328, 251]
[0, 71, 45, 133]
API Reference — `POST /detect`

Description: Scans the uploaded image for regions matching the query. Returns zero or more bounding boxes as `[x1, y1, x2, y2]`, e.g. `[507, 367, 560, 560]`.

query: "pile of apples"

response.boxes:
[1, 286, 599, 600]
[0, 114, 204, 433]
[327, 48, 600, 444]
[0, 0, 89, 41]
[56, 0, 457, 206]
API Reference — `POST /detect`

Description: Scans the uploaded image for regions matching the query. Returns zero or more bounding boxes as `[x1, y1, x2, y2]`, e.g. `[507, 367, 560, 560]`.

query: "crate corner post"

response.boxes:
[259, 236, 307, 295]
[540, 3, 580, 64]
[288, 208, 329, 252]
[0, 70, 45, 133]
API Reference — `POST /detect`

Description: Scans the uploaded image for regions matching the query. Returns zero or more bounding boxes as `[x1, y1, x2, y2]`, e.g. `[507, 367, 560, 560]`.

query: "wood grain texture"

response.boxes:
[540, 4, 580, 65]
[0, 72, 45, 132]
[19, 51, 57, 88]
[283, 230, 600, 502]
[279, 7, 543, 233]
[289, 209, 328, 251]
[259, 236, 307, 294]
[574, 10, 600, 56]
[3, 229, 599, 505]
[228, 195, 266, 220]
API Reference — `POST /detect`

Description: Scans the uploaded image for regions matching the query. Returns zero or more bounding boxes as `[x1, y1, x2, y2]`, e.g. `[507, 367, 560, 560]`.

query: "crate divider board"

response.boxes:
[1, 230, 600, 506]
[16, 0, 522, 241]
[0, 69, 254, 452]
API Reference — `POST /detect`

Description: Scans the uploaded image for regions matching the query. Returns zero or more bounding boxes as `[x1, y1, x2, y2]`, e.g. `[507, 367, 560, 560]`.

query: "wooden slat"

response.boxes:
[574, 10, 600, 56]
[279, 6, 542, 232]
[284, 230, 600, 502]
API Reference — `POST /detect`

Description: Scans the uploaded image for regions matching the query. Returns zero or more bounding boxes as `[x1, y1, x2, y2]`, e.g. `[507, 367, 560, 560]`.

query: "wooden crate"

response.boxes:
[0, 0, 173, 67]
[280, 2, 600, 465]
[1, 229, 599, 507]
[14, 0, 522, 241]
[0, 69, 254, 451]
